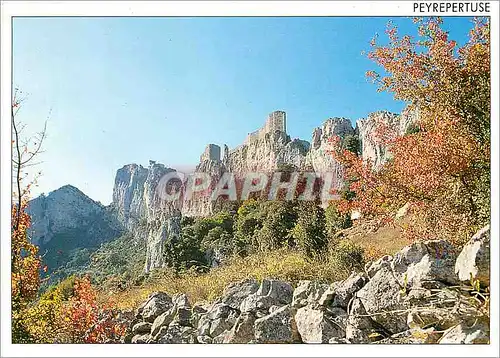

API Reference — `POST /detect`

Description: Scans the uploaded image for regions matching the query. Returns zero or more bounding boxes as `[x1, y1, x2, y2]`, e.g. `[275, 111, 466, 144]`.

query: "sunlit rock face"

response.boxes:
[224, 131, 309, 176]
[26, 185, 122, 281]
[112, 163, 149, 231]
[112, 161, 183, 273]
[306, 117, 356, 192]
[356, 110, 414, 170]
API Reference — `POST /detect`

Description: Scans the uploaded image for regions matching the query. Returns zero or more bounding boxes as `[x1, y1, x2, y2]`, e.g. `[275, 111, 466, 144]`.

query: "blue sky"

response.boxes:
[13, 16, 474, 204]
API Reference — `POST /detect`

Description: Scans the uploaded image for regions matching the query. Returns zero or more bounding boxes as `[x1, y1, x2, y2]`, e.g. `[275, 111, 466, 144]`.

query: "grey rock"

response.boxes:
[254, 305, 298, 343]
[356, 266, 408, 334]
[197, 302, 239, 338]
[207, 303, 237, 321]
[223, 312, 257, 343]
[151, 326, 168, 342]
[212, 331, 231, 344]
[403, 291, 462, 331]
[320, 273, 366, 308]
[240, 294, 275, 315]
[439, 321, 489, 344]
[345, 298, 384, 343]
[197, 315, 211, 337]
[157, 323, 197, 344]
[269, 305, 280, 314]
[191, 303, 209, 328]
[132, 321, 152, 335]
[174, 306, 192, 326]
[221, 279, 259, 310]
[329, 337, 350, 344]
[392, 240, 459, 288]
[239, 279, 294, 316]
[141, 292, 174, 323]
[137, 292, 172, 315]
[295, 305, 345, 343]
[257, 279, 294, 305]
[197, 335, 213, 344]
[151, 308, 176, 337]
[455, 225, 490, 286]
[365, 255, 393, 278]
[209, 317, 237, 338]
[173, 293, 191, 309]
[391, 242, 429, 276]
[131, 333, 151, 344]
[292, 280, 329, 309]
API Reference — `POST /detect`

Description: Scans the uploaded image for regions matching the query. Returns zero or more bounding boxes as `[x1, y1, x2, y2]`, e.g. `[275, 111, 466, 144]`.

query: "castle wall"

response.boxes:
[244, 110, 287, 144]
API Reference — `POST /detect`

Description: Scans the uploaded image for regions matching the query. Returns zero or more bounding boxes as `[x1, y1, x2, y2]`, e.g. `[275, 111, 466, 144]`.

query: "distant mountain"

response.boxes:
[27, 184, 123, 281]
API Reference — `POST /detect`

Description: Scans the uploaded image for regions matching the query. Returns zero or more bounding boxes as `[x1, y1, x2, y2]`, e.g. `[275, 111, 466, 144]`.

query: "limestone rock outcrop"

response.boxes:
[455, 225, 490, 286]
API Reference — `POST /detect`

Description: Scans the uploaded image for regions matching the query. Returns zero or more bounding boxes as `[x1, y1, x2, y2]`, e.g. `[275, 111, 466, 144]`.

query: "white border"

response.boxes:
[1, 1, 498, 357]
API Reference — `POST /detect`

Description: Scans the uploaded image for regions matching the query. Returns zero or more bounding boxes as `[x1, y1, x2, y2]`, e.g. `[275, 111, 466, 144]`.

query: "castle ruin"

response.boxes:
[200, 143, 221, 162]
[245, 110, 287, 144]
[198, 111, 287, 163]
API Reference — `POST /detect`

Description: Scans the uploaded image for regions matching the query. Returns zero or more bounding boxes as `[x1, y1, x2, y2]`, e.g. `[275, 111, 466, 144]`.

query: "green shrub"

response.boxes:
[329, 240, 365, 272]
[256, 201, 297, 251]
[405, 122, 421, 135]
[342, 134, 361, 155]
[325, 204, 352, 238]
[290, 202, 327, 257]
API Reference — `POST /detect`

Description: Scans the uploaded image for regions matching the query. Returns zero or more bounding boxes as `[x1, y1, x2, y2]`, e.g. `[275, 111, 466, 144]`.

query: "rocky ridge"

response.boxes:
[124, 225, 490, 344]
[27, 109, 413, 274]
[111, 110, 413, 273]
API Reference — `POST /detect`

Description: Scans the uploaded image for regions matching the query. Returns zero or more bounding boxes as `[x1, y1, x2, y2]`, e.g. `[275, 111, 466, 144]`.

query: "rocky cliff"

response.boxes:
[111, 161, 184, 273]
[357, 110, 415, 169]
[224, 131, 309, 175]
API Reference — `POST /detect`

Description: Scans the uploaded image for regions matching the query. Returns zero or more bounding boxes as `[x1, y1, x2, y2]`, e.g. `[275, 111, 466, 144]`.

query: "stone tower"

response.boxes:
[265, 110, 286, 134]
[200, 144, 221, 162]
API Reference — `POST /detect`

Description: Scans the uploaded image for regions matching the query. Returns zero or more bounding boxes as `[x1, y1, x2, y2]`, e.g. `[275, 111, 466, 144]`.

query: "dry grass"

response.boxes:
[101, 249, 347, 310]
[341, 218, 410, 261]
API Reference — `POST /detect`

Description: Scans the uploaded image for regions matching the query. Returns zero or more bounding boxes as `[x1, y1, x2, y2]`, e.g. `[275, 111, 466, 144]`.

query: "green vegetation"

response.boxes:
[342, 134, 361, 155]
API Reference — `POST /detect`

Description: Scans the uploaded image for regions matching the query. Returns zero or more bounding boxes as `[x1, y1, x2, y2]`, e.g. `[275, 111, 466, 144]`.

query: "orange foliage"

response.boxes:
[330, 17, 490, 244]
[11, 199, 42, 301]
[59, 276, 126, 343]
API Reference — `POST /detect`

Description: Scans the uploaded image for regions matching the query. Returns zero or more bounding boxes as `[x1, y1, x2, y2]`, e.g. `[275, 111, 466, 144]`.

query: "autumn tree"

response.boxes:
[11, 89, 47, 343]
[331, 17, 490, 244]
